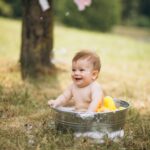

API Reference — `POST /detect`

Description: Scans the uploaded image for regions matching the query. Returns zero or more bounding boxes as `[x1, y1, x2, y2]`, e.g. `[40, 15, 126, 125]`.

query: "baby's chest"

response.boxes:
[72, 88, 91, 102]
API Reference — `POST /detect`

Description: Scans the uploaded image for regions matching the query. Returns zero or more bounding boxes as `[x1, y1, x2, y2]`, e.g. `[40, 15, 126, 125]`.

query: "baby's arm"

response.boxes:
[87, 84, 104, 112]
[48, 84, 73, 108]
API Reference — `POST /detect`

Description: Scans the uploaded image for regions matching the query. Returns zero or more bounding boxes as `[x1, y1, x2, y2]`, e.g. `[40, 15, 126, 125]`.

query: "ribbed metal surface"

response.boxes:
[52, 99, 130, 133]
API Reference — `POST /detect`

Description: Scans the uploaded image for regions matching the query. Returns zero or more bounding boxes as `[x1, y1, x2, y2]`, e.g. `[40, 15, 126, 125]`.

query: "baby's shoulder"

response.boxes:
[91, 81, 102, 90]
[65, 83, 74, 91]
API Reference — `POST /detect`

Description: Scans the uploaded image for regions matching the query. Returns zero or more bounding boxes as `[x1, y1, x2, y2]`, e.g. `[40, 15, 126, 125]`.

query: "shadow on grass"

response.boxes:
[0, 63, 64, 118]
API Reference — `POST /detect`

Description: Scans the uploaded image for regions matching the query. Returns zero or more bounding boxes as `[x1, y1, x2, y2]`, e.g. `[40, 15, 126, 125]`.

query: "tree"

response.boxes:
[20, 0, 54, 79]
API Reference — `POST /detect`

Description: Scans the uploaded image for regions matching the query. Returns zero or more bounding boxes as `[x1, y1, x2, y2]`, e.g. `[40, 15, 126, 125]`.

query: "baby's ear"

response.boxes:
[92, 70, 99, 80]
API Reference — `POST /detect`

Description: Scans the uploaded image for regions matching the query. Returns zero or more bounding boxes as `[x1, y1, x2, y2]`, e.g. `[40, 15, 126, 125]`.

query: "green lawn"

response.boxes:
[0, 17, 150, 150]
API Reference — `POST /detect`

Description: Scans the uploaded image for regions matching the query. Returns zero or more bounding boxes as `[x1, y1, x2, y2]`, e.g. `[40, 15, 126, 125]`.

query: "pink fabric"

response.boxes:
[74, 0, 92, 11]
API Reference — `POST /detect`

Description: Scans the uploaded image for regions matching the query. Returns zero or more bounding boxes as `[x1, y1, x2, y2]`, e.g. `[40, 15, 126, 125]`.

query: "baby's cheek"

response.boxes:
[71, 74, 74, 79]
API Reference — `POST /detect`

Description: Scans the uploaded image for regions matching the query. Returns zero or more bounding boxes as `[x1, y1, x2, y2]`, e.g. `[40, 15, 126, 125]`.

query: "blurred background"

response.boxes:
[0, 0, 150, 30]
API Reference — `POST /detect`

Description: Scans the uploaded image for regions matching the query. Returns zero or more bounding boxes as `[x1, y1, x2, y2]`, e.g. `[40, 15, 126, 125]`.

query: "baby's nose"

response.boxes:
[74, 70, 80, 75]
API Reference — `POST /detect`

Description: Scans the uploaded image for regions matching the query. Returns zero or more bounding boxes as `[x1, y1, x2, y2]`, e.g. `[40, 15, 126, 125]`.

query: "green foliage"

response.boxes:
[121, 0, 150, 27]
[0, 0, 21, 18]
[0, 0, 13, 17]
[54, 0, 121, 32]
[125, 15, 150, 27]
[121, 0, 140, 19]
[136, 16, 150, 27]
[0, 0, 149, 28]
[139, 0, 150, 17]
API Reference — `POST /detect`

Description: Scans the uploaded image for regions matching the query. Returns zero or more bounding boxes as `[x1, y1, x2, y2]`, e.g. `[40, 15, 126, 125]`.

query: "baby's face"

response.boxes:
[72, 59, 98, 88]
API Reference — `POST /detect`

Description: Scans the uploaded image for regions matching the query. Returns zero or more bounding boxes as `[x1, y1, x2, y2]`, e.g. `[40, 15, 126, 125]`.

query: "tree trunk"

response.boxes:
[20, 0, 54, 79]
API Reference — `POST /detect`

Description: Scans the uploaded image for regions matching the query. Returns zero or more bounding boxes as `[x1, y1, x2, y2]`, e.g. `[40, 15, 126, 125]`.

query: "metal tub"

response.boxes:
[51, 99, 130, 133]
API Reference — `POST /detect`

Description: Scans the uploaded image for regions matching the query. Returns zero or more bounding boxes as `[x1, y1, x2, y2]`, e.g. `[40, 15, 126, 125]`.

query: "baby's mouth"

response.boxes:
[74, 77, 82, 81]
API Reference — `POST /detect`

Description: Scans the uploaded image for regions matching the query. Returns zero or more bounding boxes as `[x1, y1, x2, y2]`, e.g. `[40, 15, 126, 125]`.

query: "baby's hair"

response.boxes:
[72, 50, 101, 72]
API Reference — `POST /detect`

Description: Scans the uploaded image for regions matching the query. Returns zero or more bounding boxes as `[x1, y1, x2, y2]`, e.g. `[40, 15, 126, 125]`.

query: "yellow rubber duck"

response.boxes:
[103, 96, 117, 111]
[96, 96, 117, 112]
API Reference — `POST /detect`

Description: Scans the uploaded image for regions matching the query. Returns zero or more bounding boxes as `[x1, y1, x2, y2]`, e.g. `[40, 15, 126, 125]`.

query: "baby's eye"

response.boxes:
[72, 69, 76, 72]
[80, 69, 85, 72]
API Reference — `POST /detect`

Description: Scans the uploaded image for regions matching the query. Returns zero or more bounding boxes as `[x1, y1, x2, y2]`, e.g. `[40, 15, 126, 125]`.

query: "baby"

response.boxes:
[48, 50, 104, 112]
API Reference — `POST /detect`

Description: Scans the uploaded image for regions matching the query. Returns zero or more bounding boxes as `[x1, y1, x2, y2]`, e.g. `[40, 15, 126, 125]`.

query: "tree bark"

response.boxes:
[20, 0, 54, 79]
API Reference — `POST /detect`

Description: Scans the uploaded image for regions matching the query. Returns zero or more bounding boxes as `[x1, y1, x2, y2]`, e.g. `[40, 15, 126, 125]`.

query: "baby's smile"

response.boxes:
[74, 77, 83, 83]
[75, 77, 82, 80]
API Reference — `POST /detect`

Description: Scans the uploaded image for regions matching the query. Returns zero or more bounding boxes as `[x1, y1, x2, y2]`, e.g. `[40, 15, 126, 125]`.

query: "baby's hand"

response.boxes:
[48, 100, 58, 108]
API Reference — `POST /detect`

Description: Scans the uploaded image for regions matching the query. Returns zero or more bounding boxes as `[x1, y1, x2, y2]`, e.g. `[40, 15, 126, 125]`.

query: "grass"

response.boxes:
[0, 17, 150, 149]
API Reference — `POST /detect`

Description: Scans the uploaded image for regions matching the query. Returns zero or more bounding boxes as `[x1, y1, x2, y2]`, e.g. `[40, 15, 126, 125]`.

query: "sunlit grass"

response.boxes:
[54, 24, 150, 63]
[0, 17, 149, 63]
[0, 17, 150, 149]
[0, 17, 21, 60]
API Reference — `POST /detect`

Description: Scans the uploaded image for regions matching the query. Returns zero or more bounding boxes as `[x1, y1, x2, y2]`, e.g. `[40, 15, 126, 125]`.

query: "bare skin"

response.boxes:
[48, 58, 103, 112]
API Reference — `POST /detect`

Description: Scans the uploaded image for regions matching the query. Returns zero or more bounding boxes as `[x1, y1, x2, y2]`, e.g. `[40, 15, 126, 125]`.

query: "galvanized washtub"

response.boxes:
[51, 99, 130, 133]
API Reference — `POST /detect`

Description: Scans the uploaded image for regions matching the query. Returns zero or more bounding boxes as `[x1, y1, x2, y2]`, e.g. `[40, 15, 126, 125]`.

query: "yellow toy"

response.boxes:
[96, 96, 117, 112]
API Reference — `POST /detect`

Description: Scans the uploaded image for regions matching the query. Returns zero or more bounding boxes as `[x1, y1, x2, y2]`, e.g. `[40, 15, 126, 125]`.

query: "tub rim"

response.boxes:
[51, 99, 130, 115]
